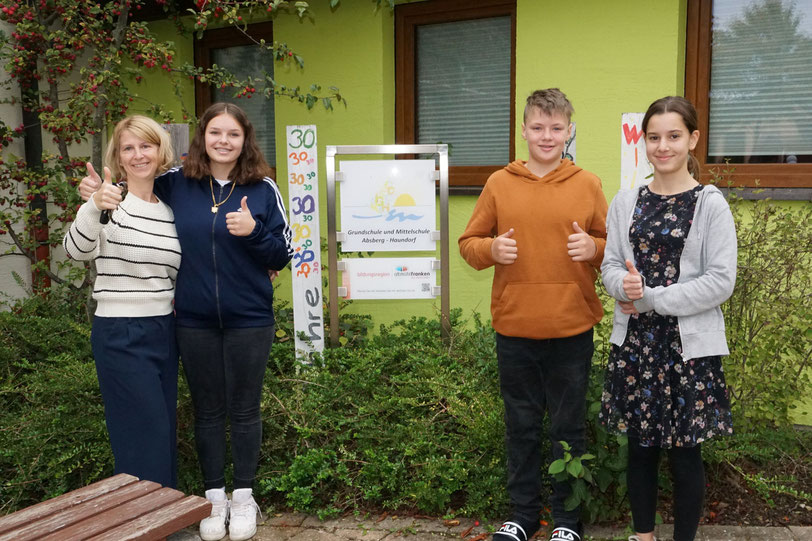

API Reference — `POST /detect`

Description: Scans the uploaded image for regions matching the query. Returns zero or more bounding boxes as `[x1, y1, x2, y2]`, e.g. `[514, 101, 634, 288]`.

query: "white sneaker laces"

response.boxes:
[231, 496, 261, 521]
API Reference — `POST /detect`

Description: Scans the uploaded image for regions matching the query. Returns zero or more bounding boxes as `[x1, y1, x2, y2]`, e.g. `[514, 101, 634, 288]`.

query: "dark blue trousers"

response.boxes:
[496, 328, 593, 530]
[177, 325, 274, 490]
[91, 313, 178, 488]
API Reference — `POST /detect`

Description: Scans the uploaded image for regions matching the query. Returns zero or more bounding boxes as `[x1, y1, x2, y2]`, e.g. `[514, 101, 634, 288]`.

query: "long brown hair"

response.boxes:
[642, 96, 701, 179]
[184, 102, 272, 184]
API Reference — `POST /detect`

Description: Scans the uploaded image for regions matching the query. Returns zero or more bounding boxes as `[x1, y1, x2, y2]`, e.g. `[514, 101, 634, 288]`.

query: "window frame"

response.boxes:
[685, 0, 812, 189]
[395, 0, 516, 189]
[193, 21, 276, 176]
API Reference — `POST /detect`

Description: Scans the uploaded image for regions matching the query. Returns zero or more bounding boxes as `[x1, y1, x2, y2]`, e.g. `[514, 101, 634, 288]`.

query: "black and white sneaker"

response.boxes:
[493, 520, 534, 541]
[549, 526, 581, 541]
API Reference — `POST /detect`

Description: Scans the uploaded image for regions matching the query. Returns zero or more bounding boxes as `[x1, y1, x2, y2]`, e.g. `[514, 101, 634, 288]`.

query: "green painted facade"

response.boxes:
[140, 1, 690, 326]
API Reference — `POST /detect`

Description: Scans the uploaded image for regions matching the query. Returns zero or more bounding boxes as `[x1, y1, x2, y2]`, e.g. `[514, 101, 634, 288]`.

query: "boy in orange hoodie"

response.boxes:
[459, 89, 608, 541]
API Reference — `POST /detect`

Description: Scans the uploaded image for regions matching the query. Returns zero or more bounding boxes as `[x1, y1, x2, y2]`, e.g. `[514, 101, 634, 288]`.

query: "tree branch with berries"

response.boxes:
[0, 0, 352, 306]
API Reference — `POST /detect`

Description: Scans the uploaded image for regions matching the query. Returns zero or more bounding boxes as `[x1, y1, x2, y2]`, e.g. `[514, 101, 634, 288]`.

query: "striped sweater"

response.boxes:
[63, 193, 182, 317]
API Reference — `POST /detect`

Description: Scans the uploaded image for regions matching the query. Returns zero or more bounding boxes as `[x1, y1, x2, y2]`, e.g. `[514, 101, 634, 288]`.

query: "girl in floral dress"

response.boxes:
[599, 96, 737, 541]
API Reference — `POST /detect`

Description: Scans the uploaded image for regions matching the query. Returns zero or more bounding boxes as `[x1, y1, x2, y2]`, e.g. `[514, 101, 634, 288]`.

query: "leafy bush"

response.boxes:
[257, 310, 509, 518]
[575, 286, 631, 523]
[2, 189, 810, 523]
[703, 426, 812, 509]
[0, 309, 105, 512]
[721, 195, 811, 427]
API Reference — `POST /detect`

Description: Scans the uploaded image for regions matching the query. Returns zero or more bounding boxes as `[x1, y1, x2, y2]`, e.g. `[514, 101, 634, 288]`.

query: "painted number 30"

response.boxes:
[289, 128, 315, 149]
[288, 151, 308, 165]
[291, 195, 315, 216]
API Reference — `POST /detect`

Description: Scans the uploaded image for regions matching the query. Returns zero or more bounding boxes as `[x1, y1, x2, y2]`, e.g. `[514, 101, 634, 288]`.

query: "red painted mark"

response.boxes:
[623, 123, 643, 145]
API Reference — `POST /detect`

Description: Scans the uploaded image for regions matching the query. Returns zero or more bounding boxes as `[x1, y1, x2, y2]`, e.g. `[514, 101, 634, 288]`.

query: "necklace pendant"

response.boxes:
[211, 206, 218, 213]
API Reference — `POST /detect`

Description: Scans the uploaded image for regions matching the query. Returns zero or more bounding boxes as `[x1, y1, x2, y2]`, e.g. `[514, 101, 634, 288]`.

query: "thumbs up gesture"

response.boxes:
[491, 228, 518, 265]
[79, 162, 102, 201]
[567, 221, 596, 262]
[622, 259, 644, 300]
[91, 165, 122, 210]
[226, 196, 257, 237]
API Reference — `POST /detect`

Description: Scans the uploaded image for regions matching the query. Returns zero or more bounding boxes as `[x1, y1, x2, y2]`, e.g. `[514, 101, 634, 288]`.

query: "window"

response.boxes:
[195, 22, 276, 171]
[396, 0, 516, 188]
[686, 0, 812, 189]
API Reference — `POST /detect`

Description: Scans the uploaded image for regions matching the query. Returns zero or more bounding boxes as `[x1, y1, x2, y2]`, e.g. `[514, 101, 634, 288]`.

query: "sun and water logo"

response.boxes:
[351, 180, 424, 222]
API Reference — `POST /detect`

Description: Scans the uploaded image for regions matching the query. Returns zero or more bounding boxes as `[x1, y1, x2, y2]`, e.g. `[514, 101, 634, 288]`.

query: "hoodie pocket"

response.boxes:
[679, 306, 726, 336]
[494, 281, 593, 334]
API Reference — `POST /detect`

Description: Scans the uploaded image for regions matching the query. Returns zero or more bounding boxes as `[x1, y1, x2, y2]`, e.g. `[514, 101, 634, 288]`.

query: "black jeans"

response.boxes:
[177, 325, 274, 490]
[496, 329, 593, 529]
[628, 437, 704, 541]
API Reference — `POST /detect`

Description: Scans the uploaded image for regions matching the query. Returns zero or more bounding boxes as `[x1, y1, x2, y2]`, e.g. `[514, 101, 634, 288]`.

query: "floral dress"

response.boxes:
[599, 185, 733, 448]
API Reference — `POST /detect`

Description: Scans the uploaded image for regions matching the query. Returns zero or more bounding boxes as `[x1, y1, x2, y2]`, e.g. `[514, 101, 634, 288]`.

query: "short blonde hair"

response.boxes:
[524, 88, 574, 123]
[104, 115, 174, 181]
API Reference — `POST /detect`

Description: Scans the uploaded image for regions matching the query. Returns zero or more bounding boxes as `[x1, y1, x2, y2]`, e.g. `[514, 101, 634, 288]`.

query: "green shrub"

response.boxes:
[581, 286, 631, 523]
[0, 293, 91, 376]
[0, 351, 110, 510]
[721, 195, 811, 427]
[703, 426, 812, 508]
[1, 191, 809, 524]
[257, 310, 509, 518]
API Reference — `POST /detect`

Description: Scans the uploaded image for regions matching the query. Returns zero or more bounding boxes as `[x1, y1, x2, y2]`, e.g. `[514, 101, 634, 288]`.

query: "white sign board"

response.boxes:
[339, 160, 436, 252]
[620, 113, 653, 189]
[341, 257, 437, 300]
[286, 125, 324, 361]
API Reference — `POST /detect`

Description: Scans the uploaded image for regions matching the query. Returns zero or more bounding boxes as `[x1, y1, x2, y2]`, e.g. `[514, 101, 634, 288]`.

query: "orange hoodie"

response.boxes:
[459, 159, 608, 339]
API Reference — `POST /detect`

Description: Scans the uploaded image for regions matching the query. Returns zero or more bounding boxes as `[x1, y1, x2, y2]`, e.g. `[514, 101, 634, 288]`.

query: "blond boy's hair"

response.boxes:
[524, 88, 574, 122]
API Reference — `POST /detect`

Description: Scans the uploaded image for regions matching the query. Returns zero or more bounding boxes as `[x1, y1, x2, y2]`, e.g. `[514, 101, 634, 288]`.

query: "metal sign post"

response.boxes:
[325, 144, 450, 345]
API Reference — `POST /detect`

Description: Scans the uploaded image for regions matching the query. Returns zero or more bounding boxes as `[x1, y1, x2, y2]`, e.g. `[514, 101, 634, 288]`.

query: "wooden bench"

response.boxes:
[0, 473, 211, 541]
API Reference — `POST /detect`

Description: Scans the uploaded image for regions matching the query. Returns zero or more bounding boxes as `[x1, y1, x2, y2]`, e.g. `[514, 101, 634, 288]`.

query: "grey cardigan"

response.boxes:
[601, 184, 737, 360]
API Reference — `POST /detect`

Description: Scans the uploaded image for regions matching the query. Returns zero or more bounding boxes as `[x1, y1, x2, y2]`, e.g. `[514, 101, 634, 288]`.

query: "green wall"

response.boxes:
[144, 1, 688, 327]
[453, 0, 688, 328]
[137, 2, 810, 425]
[271, 3, 402, 321]
[130, 19, 194, 121]
[515, 0, 687, 195]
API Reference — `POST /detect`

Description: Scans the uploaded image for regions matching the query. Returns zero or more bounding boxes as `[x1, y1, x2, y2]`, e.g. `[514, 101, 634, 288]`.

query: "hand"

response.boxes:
[226, 196, 257, 236]
[91, 166, 122, 210]
[268, 270, 279, 282]
[567, 222, 596, 262]
[491, 228, 517, 265]
[622, 259, 644, 300]
[618, 300, 639, 315]
[79, 162, 103, 201]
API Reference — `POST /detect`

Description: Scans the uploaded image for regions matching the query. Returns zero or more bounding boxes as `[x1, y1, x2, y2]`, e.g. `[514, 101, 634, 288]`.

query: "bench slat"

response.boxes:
[86, 496, 211, 541]
[0, 480, 160, 541]
[0, 474, 138, 536]
[36, 487, 184, 541]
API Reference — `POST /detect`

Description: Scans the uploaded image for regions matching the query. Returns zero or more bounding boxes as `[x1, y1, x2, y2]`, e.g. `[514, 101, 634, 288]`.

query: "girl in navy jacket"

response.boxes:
[81, 103, 292, 541]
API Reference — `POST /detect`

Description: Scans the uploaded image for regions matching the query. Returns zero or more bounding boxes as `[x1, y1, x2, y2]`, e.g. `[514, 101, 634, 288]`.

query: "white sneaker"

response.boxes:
[228, 488, 261, 541]
[199, 488, 229, 541]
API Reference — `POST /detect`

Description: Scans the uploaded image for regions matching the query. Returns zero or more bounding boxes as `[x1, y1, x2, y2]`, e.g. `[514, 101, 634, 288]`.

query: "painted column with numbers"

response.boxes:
[286, 125, 324, 362]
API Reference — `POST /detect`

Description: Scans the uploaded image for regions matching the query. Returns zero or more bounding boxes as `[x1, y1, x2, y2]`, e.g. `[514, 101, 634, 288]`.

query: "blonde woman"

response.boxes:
[65, 115, 181, 487]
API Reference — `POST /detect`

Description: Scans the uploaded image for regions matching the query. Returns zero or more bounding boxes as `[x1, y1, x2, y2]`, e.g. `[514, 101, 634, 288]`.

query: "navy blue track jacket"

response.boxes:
[155, 167, 293, 329]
